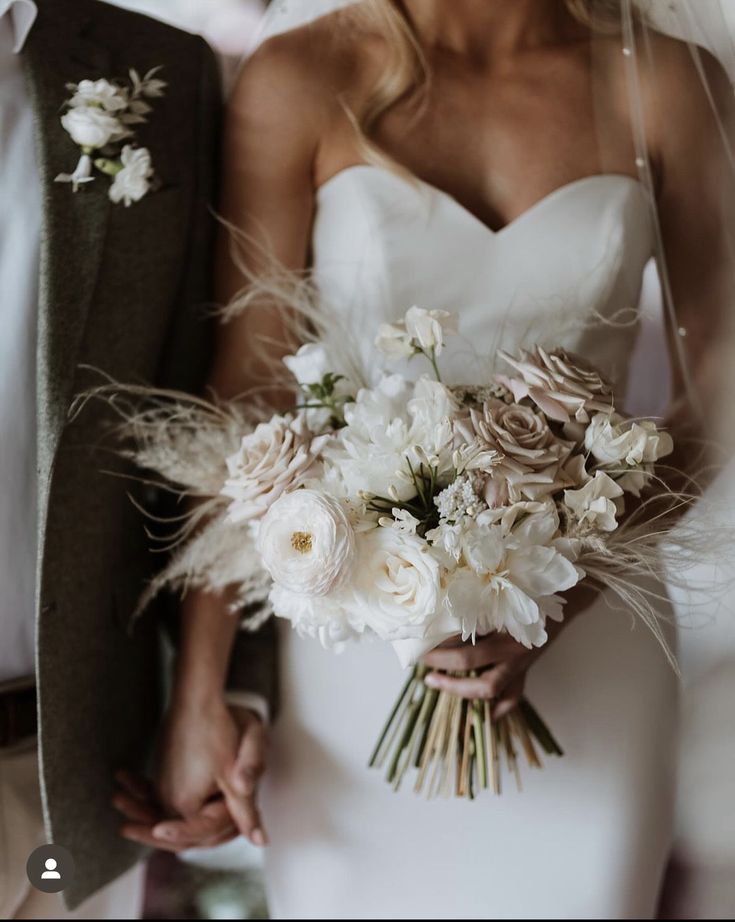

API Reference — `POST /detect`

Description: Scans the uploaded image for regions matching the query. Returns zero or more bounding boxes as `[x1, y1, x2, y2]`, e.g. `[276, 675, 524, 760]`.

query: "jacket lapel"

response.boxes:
[23, 9, 113, 515]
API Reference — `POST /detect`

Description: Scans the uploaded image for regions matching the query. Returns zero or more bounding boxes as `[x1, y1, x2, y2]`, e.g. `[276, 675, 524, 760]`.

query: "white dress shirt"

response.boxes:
[0, 0, 40, 684]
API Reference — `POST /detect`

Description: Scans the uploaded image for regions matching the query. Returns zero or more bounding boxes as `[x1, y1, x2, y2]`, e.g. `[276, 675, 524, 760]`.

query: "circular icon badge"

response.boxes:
[26, 844, 75, 894]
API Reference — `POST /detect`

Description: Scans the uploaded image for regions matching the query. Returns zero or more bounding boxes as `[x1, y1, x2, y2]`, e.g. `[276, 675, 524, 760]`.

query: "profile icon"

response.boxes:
[41, 857, 61, 880]
[26, 844, 74, 893]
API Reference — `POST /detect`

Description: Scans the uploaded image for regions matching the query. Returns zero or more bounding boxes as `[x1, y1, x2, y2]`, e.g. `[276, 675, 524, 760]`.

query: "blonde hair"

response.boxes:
[348, 0, 623, 168]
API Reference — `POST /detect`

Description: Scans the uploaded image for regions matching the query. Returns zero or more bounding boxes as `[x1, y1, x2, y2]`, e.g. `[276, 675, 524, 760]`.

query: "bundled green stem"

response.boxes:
[369, 666, 563, 799]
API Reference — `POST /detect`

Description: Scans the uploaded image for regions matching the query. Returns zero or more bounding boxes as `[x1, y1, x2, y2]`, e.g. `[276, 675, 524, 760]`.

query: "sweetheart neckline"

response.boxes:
[316, 164, 645, 238]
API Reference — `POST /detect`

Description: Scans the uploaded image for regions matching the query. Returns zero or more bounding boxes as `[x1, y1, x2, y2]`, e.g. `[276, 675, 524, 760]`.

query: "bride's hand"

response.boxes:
[422, 584, 598, 718]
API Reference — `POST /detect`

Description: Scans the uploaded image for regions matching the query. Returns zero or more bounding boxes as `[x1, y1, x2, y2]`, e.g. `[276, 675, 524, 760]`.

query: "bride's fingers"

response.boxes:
[425, 663, 514, 699]
[220, 777, 268, 847]
[231, 718, 267, 797]
[423, 635, 518, 671]
[492, 675, 526, 720]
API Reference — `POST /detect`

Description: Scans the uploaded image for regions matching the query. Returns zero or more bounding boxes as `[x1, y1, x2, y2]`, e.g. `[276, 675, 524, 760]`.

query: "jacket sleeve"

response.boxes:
[158, 36, 280, 714]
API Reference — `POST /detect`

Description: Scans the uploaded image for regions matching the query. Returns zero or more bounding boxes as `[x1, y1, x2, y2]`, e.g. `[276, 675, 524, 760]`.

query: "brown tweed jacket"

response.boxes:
[23, 0, 276, 908]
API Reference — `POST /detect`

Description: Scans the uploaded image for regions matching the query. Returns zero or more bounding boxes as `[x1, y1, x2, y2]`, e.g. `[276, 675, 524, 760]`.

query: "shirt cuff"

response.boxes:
[223, 690, 270, 725]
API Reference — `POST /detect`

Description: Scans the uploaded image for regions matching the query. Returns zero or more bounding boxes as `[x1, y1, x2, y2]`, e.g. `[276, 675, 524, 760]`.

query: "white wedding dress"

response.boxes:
[260, 165, 679, 920]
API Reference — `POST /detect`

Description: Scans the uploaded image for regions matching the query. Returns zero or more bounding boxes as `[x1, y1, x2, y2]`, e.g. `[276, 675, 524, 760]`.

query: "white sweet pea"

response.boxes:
[375, 306, 457, 360]
[405, 306, 457, 356]
[283, 343, 332, 385]
[54, 153, 95, 192]
[584, 413, 674, 467]
[258, 489, 356, 596]
[61, 106, 124, 149]
[348, 527, 443, 641]
[375, 323, 415, 359]
[564, 471, 624, 532]
[108, 146, 154, 206]
[69, 78, 128, 111]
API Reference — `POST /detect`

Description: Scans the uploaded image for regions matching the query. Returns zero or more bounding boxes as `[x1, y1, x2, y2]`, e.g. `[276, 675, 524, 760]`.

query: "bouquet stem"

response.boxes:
[369, 665, 563, 799]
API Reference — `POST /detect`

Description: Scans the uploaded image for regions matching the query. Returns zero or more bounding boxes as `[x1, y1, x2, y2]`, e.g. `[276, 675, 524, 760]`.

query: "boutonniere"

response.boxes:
[54, 68, 167, 207]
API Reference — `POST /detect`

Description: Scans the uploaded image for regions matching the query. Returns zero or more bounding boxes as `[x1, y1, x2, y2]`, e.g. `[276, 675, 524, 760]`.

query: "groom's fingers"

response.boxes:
[152, 799, 237, 848]
[112, 791, 162, 825]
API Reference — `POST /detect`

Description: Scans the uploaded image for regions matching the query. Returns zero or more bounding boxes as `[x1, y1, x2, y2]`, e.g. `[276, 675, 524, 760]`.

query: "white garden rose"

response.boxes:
[349, 527, 443, 640]
[61, 106, 124, 148]
[222, 414, 324, 522]
[109, 146, 153, 206]
[257, 489, 355, 596]
[564, 471, 624, 532]
[69, 78, 128, 111]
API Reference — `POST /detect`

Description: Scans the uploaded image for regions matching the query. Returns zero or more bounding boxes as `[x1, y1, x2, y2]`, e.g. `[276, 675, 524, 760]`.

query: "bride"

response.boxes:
[119, 1, 733, 918]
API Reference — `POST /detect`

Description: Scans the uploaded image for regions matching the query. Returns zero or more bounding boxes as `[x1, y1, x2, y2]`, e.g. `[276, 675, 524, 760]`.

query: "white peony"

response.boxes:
[222, 414, 324, 522]
[257, 489, 355, 596]
[61, 106, 124, 149]
[564, 471, 624, 532]
[269, 584, 361, 649]
[443, 506, 580, 648]
[69, 78, 128, 111]
[324, 375, 455, 502]
[375, 305, 457, 359]
[348, 527, 443, 641]
[109, 146, 154, 206]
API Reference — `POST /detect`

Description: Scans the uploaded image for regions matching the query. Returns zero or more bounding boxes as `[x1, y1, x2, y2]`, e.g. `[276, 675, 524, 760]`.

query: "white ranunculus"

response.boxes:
[564, 471, 624, 532]
[109, 146, 153, 207]
[349, 527, 442, 641]
[283, 343, 332, 386]
[269, 584, 361, 649]
[222, 414, 325, 522]
[69, 78, 128, 112]
[61, 106, 124, 149]
[257, 489, 355, 596]
[584, 413, 674, 467]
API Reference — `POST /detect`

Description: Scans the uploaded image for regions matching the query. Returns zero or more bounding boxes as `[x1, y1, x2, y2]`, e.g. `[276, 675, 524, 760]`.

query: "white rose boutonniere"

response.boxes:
[55, 67, 166, 206]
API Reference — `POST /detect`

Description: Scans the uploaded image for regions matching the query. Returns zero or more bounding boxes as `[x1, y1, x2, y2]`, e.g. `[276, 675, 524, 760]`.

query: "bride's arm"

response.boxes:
[154, 38, 327, 844]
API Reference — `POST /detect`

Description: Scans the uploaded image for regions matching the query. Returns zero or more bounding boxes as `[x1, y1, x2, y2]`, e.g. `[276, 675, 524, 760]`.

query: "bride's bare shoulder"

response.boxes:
[231, 9, 380, 128]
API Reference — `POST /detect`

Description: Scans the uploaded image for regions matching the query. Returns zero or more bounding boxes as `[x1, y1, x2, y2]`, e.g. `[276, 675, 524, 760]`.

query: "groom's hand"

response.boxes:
[114, 699, 268, 851]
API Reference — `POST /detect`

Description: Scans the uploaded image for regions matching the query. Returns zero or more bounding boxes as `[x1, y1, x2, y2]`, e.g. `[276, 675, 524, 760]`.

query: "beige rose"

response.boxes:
[221, 414, 326, 522]
[454, 401, 574, 504]
[498, 346, 614, 424]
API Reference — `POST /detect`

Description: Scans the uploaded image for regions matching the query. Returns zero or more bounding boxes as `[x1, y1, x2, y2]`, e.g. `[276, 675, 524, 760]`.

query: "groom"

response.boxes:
[0, 0, 275, 916]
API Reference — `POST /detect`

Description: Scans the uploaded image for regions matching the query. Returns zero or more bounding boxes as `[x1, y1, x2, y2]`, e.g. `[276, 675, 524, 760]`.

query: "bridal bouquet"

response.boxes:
[97, 306, 677, 799]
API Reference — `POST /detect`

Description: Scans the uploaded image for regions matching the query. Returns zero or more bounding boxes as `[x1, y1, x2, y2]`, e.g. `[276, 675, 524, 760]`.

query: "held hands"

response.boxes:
[423, 583, 598, 716]
[114, 696, 268, 853]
